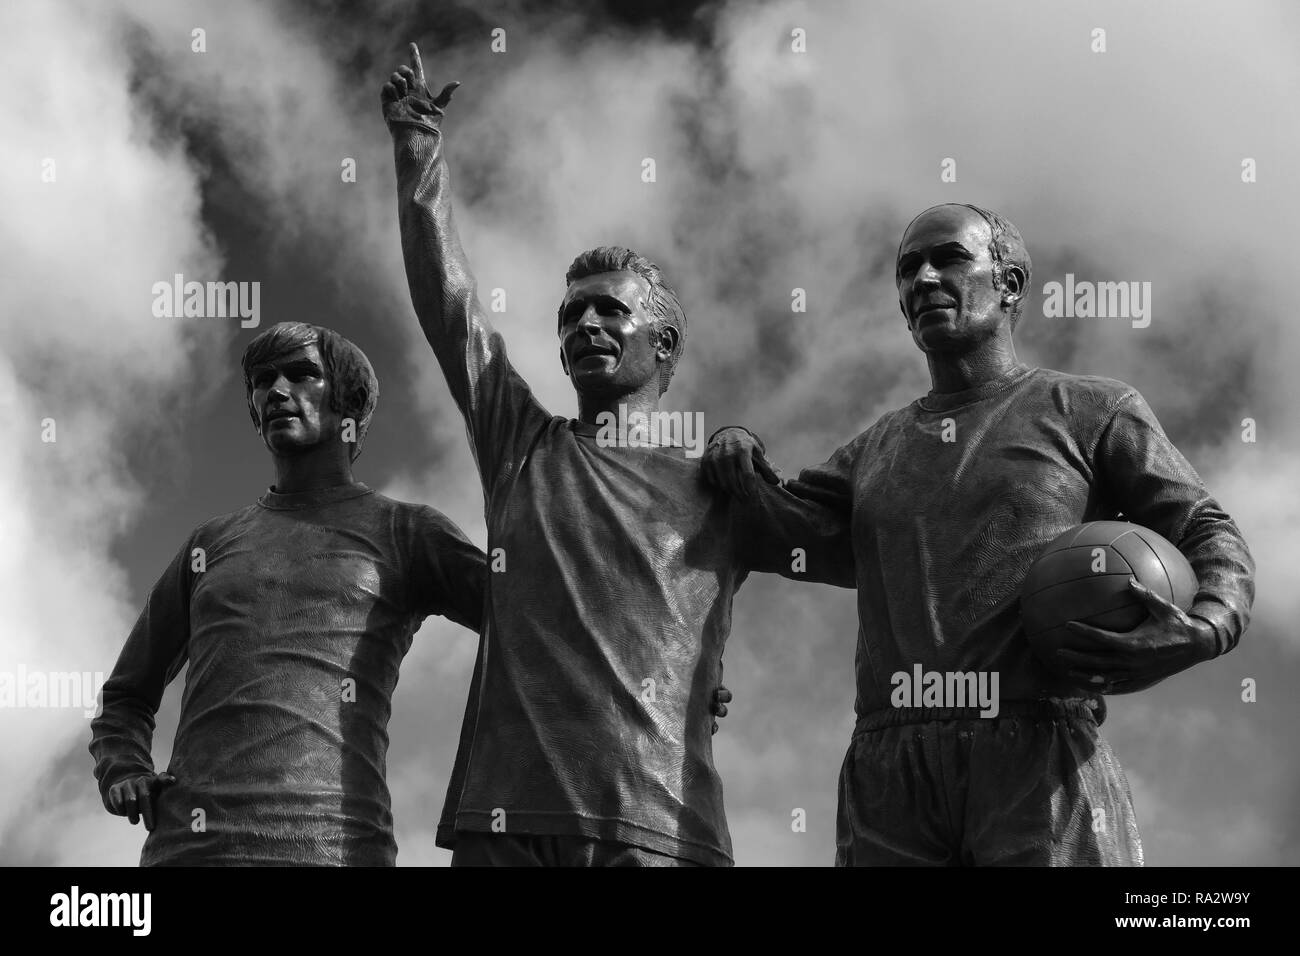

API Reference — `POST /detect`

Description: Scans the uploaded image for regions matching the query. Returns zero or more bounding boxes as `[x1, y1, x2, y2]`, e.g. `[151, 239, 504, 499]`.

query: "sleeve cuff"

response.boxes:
[95, 758, 156, 800]
[1189, 609, 1231, 658]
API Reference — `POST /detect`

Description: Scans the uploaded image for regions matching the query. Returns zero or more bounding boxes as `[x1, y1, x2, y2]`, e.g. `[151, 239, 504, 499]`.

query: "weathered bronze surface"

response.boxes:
[704, 203, 1254, 865]
[90, 323, 486, 865]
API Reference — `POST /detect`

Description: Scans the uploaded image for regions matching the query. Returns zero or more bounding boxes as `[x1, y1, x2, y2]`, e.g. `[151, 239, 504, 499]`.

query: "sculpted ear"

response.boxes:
[1001, 265, 1027, 307]
[341, 385, 366, 418]
[654, 324, 679, 362]
[559, 346, 570, 377]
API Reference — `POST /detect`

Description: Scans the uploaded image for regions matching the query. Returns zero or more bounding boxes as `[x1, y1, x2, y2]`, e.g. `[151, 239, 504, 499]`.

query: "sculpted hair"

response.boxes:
[560, 246, 687, 395]
[898, 204, 1033, 329]
[240, 322, 380, 461]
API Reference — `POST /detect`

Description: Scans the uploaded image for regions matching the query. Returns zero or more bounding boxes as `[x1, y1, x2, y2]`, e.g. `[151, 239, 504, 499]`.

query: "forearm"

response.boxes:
[785, 443, 858, 516]
[88, 545, 192, 801]
[705, 427, 857, 584]
[735, 483, 856, 588]
[391, 120, 552, 485]
[89, 681, 159, 799]
[1108, 476, 1253, 656]
[1097, 393, 1255, 656]
[392, 123, 491, 411]
[1175, 506, 1254, 656]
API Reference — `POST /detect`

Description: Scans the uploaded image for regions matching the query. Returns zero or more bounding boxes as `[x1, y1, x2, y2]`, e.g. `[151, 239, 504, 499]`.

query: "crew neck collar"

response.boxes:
[568, 418, 680, 449]
[918, 364, 1036, 413]
[258, 481, 373, 511]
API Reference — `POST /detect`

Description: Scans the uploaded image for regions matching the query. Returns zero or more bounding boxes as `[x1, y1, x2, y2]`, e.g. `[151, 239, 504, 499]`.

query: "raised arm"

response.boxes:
[382, 43, 550, 485]
[88, 539, 191, 830]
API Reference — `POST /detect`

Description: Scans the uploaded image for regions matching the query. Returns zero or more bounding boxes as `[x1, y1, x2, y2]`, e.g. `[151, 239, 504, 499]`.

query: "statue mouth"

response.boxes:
[575, 344, 618, 362]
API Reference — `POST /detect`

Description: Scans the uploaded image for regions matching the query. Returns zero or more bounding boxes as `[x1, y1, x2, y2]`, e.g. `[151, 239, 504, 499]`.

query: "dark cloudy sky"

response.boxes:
[2, 0, 1297, 866]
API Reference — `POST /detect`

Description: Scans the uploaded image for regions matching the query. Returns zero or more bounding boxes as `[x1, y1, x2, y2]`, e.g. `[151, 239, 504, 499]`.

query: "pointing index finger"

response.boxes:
[409, 42, 425, 81]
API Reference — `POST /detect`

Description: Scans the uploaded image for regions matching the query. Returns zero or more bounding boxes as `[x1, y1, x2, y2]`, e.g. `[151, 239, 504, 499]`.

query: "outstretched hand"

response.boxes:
[381, 42, 460, 127]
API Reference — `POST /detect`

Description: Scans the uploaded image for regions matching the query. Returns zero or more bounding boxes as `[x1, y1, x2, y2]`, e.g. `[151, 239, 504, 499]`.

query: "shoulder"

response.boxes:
[189, 502, 261, 542]
[372, 493, 475, 544]
[1031, 366, 1137, 399]
[1030, 367, 1143, 419]
[854, 404, 912, 446]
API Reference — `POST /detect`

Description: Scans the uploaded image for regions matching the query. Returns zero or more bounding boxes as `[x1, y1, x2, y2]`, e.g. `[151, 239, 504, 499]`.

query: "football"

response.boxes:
[1021, 520, 1197, 676]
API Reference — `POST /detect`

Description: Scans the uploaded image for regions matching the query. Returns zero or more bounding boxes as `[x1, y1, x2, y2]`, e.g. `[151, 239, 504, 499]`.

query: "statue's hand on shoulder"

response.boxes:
[702, 426, 779, 501]
[105, 772, 176, 832]
[381, 42, 460, 133]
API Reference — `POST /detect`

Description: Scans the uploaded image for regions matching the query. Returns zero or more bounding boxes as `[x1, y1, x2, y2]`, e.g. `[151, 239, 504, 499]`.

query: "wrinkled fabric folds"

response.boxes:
[90, 484, 485, 866]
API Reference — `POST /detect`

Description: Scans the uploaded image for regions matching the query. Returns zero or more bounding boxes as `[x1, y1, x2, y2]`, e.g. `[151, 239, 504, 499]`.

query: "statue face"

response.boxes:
[247, 343, 342, 456]
[896, 206, 1007, 354]
[558, 270, 669, 397]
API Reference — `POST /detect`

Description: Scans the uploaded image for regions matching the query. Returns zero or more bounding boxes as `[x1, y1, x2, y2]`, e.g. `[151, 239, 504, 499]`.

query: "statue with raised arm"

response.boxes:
[382, 43, 851, 867]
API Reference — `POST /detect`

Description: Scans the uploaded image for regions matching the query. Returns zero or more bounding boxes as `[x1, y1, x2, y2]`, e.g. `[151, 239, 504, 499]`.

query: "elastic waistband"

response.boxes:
[852, 696, 1105, 737]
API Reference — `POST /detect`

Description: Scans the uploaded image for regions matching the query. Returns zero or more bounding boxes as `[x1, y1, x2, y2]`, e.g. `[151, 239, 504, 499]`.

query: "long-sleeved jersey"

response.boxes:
[389, 114, 853, 865]
[89, 483, 486, 866]
[788, 364, 1255, 717]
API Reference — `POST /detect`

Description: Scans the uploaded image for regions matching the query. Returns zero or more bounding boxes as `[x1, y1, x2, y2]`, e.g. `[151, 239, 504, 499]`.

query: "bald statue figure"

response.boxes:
[705, 204, 1255, 866]
[90, 322, 487, 865]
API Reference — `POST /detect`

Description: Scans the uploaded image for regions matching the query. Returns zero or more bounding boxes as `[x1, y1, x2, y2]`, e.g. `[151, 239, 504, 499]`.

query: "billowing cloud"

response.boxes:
[0, 0, 222, 864]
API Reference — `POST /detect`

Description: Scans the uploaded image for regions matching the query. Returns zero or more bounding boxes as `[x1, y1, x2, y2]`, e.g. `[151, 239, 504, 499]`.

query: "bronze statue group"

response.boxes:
[90, 44, 1254, 867]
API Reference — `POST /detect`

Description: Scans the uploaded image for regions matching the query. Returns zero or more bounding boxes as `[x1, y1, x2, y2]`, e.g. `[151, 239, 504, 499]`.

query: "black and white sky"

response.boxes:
[2, 0, 1297, 865]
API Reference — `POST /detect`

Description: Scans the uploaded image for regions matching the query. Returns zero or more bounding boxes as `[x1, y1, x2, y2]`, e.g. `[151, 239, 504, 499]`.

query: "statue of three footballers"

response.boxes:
[89, 42, 1253, 867]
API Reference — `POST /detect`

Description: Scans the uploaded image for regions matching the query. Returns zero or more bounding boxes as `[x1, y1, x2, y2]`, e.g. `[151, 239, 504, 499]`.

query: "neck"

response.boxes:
[576, 379, 661, 427]
[271, 444, 355, 495]
[925, 330, 1021, 395]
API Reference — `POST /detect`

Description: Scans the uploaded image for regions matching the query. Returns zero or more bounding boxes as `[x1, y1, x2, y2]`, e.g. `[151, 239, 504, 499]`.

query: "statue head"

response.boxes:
[556, 246, 686, 398]
[241, 322, 379, 462]
[895, 203, 1031, 353]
